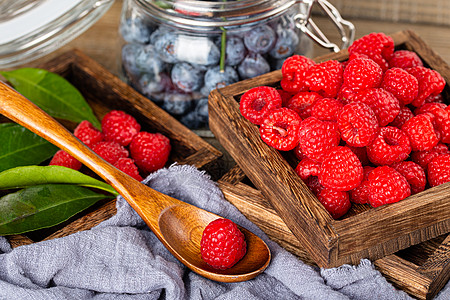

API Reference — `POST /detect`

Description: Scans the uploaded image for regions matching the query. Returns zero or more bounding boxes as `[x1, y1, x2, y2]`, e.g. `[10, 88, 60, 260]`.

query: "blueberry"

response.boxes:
[121, 43, 141, 79]
[195, 98, 209, 124]
[154, 31, 179, 64]
[238, 52, 270, 79]
[202, 65, 239, 96]
[161, 92, 194, 116]
[171, 62, 204, 93]
[269, 27, 299, 59]
[179, 98, 209, 129]
[243, 24, 276, 54]
[122, 43, 166, 81]
[217, 36, 246, 66]
[180, 111, 202, 129]
[120, 17, 153, 44]
[137, 72, 168, 96]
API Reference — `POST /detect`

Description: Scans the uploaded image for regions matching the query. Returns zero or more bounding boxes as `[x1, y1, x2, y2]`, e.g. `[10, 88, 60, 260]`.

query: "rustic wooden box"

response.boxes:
[217, 165, 450, 300]
[209, 30, 450, 268]
[3, 49, 222, 247]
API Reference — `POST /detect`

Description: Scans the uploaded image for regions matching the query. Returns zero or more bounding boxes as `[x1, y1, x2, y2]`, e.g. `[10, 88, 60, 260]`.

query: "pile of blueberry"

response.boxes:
[120, 12, 312, 129]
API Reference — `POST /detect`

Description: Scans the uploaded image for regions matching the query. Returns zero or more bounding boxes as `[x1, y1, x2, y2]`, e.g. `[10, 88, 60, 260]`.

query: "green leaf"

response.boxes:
[0, 68, 101, 128]
[0, 184, 112, 235]
[0, 165, 119, 196]
[0, 123, 58, 172]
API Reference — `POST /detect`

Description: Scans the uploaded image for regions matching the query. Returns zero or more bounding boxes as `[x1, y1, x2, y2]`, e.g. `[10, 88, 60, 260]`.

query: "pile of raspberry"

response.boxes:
[239, 32, 450, 219]
[49, 110, 171, 181]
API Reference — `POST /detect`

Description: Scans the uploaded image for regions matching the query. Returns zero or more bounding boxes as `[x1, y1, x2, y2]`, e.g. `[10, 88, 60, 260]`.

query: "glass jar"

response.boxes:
[118, 0, 353, 133]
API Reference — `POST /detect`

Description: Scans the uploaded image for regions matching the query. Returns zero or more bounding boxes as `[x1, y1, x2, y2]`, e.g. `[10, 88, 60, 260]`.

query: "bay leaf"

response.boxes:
[0, 184, 112, 235]
[0, 123, 58, 172]
[0, 68, 101, 128]
[0, 165, 118, 196]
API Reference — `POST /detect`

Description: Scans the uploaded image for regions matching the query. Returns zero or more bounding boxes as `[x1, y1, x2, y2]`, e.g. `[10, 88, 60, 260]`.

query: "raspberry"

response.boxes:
[304, 60, 343, 98]
[350, 166, 375, 204]
[401, 114, 439, 151]
[392, 161, 426, 195]
[406, 66, 446, 107]
[114, 157, 143, 181]
[74, 120, 103, 148]
[343, 57, 382, 92]
[276, 88, 294, 107]
[92, 141, 129, 165]
[310, 97, 343, 122]
[366, 126, 411, 166]
[280, 55, 315, 93]
[425, 93, 445, 104]
[239, 86, 282, 125]
[367, 166, 411, 208]
[319, 146, 363, 191]
[388, 50, 423, 69]
[295, 157, 320, 181]
[348, 32, 394, 71]
[389, 106, 414, 129]
[336, 85, 357, 105]
[353, 88, 400, 127]
[381, 67, 419, 106]
[317, 188, 351, 219]
[298, 117, 340, 162]
[285, 91, 322, 119]
[101, 110, 141, 147]
[411, 143, 450, 172]
[49, 150, 82, 170]
[200, 218, 247, 270]
[337, 102, 379, 147]
[129, 132, 171, 173]
[259, 107, 301, 151]
[347, 145, 369, 166]
[304, 176, 324, 196]
[292, 143, 305, 161]
[414, 103, 450, 144]
[427, 154, 450, 187]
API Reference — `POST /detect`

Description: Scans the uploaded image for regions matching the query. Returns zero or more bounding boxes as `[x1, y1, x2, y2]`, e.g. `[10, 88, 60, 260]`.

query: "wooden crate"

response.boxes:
[217, 165, 450, 300]
[3, 49, 222, 247]
[208, 30, 450, 268]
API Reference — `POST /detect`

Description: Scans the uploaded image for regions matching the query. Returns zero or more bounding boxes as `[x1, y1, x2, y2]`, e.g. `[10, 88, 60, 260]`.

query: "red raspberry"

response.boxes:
[392, 161, 426, 195]
[74, 120, 103, 148]
[366, 126, 411, 166]
[349, 166, 375, 204]
[415, 103, 450, 144]
[347, 145, 369, 166]
[381, 67, 419, 106]
[285, 91, 322, 119]
[280, 55, 315, 93]
[292, 143, 305, 161]
[337, 102, 379, 147]
[304, 176, 324, 196]
[427, 154, 450, 187]
[402, 114, 439, 151]
[304, 60, 343, 98]
[336, 85, 357, 105]
[343, 57, 382, 92]
[319, 146, 363, 191]
[276, 88, 294, 107]
[259, 108, 301, 151]
[239, 86, 282, 125]
[411, 143, 450, 171]
[114, 157, 143, 181]
[49, 150, 82, 170]
[389, 106, 414, 129]
[348, 32, 394, 71]
[295, 157, 321, 181]
[317, 188, 351, 219]
[200, 218, 247, 270]
[368, 166, 411, 207]
[101, 110, 141, 147]
[353, 88, 400, 127]
[298, 117, 340, 162]
[388, 50, 423, 69]
[425, 93, 445, 104]
[92, 141, 129, 165]
[310, 97, 343, 122]
[129, 132, 171, 173]
[406, 67, 445, 107]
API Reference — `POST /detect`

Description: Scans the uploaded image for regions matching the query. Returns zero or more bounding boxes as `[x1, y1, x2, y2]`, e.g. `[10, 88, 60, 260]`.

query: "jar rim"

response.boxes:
[135, 0, 299, 28]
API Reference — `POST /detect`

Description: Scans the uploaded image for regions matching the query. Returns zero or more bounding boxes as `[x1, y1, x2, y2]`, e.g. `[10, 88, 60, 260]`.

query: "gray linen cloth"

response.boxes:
[0, 164, 449, 300]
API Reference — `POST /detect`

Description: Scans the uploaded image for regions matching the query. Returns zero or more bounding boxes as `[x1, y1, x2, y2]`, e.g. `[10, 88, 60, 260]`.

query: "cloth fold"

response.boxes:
[0, 164, 448, 299]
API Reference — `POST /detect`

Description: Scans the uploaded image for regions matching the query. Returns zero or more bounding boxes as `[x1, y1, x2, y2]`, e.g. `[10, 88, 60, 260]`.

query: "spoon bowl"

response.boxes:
[0, 81, 271, 282]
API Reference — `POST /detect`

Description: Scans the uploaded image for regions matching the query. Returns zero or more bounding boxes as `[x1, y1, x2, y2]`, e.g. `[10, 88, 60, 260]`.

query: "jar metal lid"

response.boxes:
[0, 0, 115, 68]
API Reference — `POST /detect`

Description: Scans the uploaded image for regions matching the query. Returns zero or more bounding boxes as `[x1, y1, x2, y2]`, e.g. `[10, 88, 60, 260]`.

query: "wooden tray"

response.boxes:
[217, 165, 450, 300]
[208, 30, 450, 268]
[2, 49, 222, 247]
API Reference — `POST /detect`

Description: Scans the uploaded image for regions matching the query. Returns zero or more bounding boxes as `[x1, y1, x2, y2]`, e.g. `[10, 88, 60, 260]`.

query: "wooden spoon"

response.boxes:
[0, 81, 271, 283]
